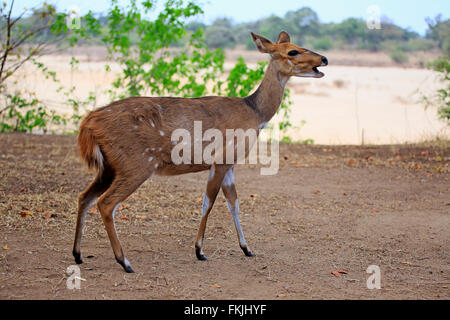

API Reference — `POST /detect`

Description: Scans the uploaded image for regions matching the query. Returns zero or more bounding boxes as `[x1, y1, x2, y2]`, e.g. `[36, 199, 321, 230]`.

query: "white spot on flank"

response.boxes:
[158, 147, 162, 151]
[148, 157, 153, 162]
[150, 121, 155, 127]
[145, 148, 149, 153]
[154, 163, 159, 169]
[151, 148, 156, 151]
[159, 130, 164, 136]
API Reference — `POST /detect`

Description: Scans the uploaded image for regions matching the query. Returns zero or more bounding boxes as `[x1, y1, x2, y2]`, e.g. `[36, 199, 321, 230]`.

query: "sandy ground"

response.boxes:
[4, 48, 449, 144]
[0, 134, 449, 300]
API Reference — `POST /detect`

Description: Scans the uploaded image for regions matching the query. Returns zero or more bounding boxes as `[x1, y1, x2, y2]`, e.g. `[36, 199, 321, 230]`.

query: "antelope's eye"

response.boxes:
[288, 50, 300, 56]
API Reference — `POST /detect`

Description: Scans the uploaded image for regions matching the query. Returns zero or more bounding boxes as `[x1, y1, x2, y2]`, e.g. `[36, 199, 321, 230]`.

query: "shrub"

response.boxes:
[312, 37, 333, 51]
[422, 56, 450, 123]
[390, 48, 409, 64]
[204, 26, 236, 49]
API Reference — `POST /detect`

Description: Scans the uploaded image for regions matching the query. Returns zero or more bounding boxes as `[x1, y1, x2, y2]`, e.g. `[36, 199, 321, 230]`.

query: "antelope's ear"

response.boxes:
[276, 31, 290, 44]
[250, 32, 275, 54]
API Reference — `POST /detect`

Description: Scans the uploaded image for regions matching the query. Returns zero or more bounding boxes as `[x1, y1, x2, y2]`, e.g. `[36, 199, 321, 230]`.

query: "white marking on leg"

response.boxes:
[201, 194, 210, 217]
[226, 199, 247, 247]
[112, 203, 121, 236]
[77, 198, 97, 249]
[81, 198, 96, 226]
[222, 167, 234, 187]
[208, 165, 215, 182]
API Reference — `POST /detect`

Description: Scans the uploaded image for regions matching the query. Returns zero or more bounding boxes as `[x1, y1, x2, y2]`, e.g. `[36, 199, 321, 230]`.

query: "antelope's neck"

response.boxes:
[244, 60, 289, 124]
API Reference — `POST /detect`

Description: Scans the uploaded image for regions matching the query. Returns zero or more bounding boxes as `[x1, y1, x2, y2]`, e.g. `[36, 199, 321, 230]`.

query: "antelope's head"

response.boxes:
[251, 31, 328, 78]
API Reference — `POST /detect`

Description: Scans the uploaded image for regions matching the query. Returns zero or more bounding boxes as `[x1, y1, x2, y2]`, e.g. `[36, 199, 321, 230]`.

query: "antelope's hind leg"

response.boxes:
[97, 170, 150, 273]
[221, 167, 254, 257]
[194, 164, 232, 261]
[73, 167, 114, 264]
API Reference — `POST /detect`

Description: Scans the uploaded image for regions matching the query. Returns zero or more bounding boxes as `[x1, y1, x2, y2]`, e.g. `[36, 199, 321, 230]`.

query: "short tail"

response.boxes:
[78, 118, 104, 174]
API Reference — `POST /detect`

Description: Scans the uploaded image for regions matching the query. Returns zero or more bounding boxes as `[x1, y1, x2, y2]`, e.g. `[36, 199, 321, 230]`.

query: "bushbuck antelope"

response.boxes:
[73, 31, 328, 273]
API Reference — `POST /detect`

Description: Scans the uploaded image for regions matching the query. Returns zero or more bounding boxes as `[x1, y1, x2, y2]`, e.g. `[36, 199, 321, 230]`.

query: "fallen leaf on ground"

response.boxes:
[348, 159, 356, 165]
[3, 245, 9, 250]
[120, 215, 129, 220]
[314, 190, 321, 195]
[208, 284, 221, 288]
[42, 212, 52, 219]
[135, 215, 148, 220]
[20, 211, 33, 217]
[195, 197, 202, 203]
[332, 269, 348, 277]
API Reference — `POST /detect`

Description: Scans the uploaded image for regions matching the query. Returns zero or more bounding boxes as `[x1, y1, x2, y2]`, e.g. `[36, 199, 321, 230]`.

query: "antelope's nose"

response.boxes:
[321, 56, 328, 66]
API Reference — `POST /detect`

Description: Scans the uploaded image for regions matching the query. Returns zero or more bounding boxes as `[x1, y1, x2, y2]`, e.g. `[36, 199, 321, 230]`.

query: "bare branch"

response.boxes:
[0, 0, 15, 82]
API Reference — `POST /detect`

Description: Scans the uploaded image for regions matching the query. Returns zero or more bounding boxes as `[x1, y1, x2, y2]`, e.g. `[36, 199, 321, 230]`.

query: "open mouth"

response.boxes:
[312, 66, 324, 78]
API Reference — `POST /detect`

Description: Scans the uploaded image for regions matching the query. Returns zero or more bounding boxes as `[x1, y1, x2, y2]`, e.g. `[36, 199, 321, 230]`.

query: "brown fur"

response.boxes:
[73, 31, 328, 272]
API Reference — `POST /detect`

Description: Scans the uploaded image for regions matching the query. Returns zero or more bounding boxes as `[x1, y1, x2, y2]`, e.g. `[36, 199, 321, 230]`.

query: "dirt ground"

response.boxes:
[0, 133, 449, 300]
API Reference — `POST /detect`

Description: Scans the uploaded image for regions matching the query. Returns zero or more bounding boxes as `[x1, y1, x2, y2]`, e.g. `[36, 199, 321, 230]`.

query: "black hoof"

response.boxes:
[241, 246, 255, 257]
[195, 247, 207, 261]
[123, 265, 135, 273]
[117, 259, 135, 273]
[73, 251, 83, 264]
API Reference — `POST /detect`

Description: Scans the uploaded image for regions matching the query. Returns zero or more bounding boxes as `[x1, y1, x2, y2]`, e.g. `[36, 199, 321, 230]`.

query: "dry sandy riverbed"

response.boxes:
[4, 50, 449, 144]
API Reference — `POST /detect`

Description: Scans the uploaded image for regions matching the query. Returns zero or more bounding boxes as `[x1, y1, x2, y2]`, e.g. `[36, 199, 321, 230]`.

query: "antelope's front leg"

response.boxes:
[221, 167, 254, 257]
[194, 164, 231, 260]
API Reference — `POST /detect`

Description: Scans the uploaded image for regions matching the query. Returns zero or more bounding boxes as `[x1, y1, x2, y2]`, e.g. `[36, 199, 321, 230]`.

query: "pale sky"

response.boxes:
[10, 0, 450, 35]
